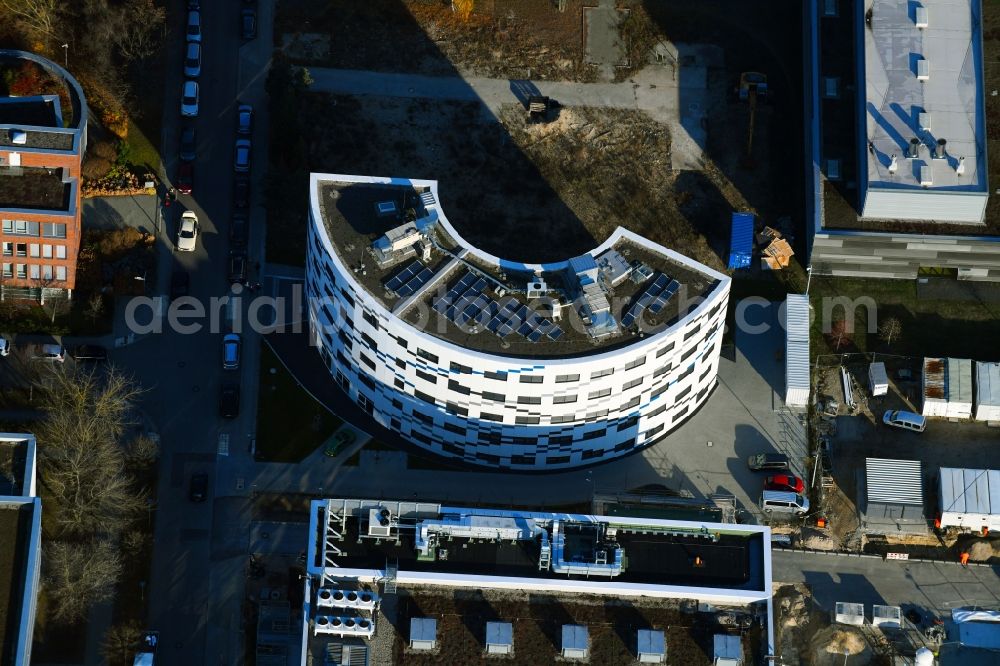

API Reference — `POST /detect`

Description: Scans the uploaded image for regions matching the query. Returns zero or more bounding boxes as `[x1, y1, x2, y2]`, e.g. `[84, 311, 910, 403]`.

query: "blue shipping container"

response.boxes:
[728, 212, 754, 269]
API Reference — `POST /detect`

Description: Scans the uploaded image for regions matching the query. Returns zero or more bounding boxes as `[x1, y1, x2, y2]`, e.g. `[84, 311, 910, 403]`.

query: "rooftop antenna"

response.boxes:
[888, 154, 898, 175]
[956, 156, 966, 177]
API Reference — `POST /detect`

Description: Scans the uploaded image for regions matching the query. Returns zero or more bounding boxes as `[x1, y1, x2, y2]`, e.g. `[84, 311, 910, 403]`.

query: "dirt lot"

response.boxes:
[277, 0, 595, 81]
[388, 587, 756, 665]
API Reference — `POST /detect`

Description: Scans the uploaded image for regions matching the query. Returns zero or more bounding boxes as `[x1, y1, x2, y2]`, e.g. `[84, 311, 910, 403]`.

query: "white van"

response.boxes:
[882, 409, 926, 433]
[760, 490, 809, 516]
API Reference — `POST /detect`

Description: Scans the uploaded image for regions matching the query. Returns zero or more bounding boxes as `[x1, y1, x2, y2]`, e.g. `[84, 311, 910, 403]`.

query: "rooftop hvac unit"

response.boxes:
[637, 629, 666, 663]
[367, 507, 396, 537]
[376, 200, 397, 217]
[410, 618, 437, 651]
[561, 625, 589, 660]
[916, 59, 929, 81]
[920, 165, 933, 188]
[526, 279, 547, 299]
[915, 6, 928, 28]
[485, 621, 513, 655]
[316, 588, 379, 610]
[314, 616, 375, 639]
[10, 130, 27, 145]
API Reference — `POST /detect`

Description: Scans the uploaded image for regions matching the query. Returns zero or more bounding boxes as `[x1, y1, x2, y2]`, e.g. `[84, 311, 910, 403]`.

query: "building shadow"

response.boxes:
[453, 589, 500, 650]
[528, 594, 574, 650]
[802, 570, 886, 616]
[606, 598, 649, 659]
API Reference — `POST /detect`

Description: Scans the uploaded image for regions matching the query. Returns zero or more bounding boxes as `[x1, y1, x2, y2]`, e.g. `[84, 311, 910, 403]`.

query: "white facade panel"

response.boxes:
[784, 295, 810, 408]
[306, 174, 731, 471]
[861, 189, 988, 224]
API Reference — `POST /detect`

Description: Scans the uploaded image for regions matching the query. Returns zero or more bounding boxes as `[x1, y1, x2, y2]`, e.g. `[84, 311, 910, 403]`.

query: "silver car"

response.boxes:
[184, 42, 201, 78]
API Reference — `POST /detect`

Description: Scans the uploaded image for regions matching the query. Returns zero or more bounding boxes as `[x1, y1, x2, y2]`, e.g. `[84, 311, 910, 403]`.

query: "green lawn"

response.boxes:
[124, 119, 160, 172]
[255, 343, 341, 462]
[809, 277, 1000, 359]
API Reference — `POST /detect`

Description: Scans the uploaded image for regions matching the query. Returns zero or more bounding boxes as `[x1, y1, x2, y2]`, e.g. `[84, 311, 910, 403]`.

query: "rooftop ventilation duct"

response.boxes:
[915, 6, 928, 29]
[916, 59, 930, 81]
[907, 138, 921, 159]
[920, 165, 933, 188]
[919, 112, 931, 131]
[10, 130, 27, 145]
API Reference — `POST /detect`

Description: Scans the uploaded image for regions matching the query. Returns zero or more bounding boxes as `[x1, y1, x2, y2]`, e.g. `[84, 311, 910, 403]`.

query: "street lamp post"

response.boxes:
[805, 265, 814, 295]
[61, 44, 68, 68]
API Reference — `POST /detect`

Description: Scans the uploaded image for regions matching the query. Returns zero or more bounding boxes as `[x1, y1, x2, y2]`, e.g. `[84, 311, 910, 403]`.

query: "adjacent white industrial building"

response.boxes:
[783, 294, 810, 409]
[306, 174, 731, 470]
[938, 467, 1000, 531]
[974, 361, 1000, 422]
[922, 357, 973, 419]
[859, 0, 988, 223]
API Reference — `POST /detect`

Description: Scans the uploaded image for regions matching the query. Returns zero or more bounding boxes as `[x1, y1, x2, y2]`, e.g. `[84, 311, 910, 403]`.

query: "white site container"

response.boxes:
[975, 362, 1000, 422]
[938, 467, 1000, 531]
[869, 362, 889, 397]
[922, 357, 973, 419]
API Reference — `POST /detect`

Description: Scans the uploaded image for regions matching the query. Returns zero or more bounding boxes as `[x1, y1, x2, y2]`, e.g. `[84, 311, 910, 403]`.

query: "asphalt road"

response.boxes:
[104, 1, 272, 664]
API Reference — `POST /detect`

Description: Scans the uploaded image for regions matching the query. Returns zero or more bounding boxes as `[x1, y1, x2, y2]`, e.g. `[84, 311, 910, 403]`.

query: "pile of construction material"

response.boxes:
[757, 227, 794, 270]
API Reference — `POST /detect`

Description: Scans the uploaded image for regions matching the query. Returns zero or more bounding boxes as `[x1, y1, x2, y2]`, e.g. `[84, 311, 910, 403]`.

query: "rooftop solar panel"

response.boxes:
[621, 311, 636, 328]
[517, 322, 534, 337]
[527, 329, 543, 342]
[497, 323, 515, 337]
[547, 326, 564, 340]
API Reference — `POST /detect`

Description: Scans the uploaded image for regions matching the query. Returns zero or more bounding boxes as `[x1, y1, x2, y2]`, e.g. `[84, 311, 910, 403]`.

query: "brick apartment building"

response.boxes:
[0, 50, 87, 301]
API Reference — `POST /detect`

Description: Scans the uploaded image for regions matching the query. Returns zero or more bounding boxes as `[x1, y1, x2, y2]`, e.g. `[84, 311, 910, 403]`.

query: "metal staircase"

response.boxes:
[382, 559, 398, 595]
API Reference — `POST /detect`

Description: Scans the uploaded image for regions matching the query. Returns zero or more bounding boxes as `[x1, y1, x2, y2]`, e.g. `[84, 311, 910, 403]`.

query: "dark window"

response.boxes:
[362, 311, 379, 328]
[697, 386, 709, 401]
[394, 378, 405, 390]
[480, 412, 503, 422]
[675, 405, 690, 419]
[656, 342, 676, 357]
[517, 396, 541, 405]
[357, 374, 376, 391]
[582, 449, 604, 460]
[588, 388, 612, 400]
[339, 288, 355, 308]
[444, 422, 466, 435]
[590, 368, 614, 380]
[546, 455, 571, 465]
[484, 370, 508, 381]
[511, 454, 536, 466]
[391, 398, 402, 410]
[708, 303, 722, 319]
[390, 418, 402, 430]
[478, 431, 502, 444]
[336, 350, 350, 367]
[677, 386, 692, 400]
[551, 414, 575, 424]
[678, 363, 695, 381]
[549, 435, 573, 445]
[700, 366, 713, 382]
[42, 222, 66, 238]
[448, 379, 471, 395]
[395, 335, 408, 349]
[621, 396, 641, 410]
[359, 353, 376, 371]
[583, 428, 606, 440]
[395, 358, 406, 370]
[415, 390, 436, 405]
[413, 411, 434, 424]
[416, 369, 438, 384]
[519, 374, 543, 384]
[443, 443, 464, 456]
[618, 416, 639, 430]
[624, 356, 646, 371]
[446, 402, 468, 417]
[513, 436, 534, 445]
[516, 415, 540, 425]
[417, 348, 439, 364]
[645, 423, 665, 438]
[684, 325, 702, 340]
[477, 453, 501, 464]
[586, 409, 609, 420]
[450, 362, 472, 374]
[411, 431, 432, 444]
[360, 332, 378, 350]
[553, 394, 577, 404]
[680, 346, 697, 363]
[337, 329, 352, 349]
[482, 391, 505, 403]
[651, 383, 668, 398]
[648, 404, 667, 418]
[614, 439, 634, 452]
[623, 377, 643, 391]
[653, 363, 671, 378]
[555, 374, 580, 383]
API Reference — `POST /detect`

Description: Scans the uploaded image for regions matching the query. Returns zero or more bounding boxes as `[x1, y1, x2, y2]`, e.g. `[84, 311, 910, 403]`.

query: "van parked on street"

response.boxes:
[882, 410, 926, 433]
[760, 490, 809, 516]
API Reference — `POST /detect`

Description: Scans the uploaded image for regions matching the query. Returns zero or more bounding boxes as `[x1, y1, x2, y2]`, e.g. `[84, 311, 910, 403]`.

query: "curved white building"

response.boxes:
[306, 174, 730, 471]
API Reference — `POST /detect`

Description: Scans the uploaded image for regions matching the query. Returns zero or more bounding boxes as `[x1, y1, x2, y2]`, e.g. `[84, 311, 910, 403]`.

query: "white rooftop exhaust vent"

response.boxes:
[956, 156, 966, 177]
[915, 6, 928, 29]
[10, 130, 27, 145]
[919, 112, 931, 131]
[526, 279, 547, 299]
[908, 138, 921, 159]
[933, 138, 947, 160]
[916, 59, 930, 81]
[888, 154, 899, 175]
[920, 165, 933, 188]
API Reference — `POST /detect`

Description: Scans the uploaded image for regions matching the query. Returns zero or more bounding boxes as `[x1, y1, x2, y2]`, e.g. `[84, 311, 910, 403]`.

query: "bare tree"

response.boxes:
[37, 366, 147, 536]
[101, 620, 143, 666]
[39, 291, 70, 324]
[878, 317, 903, 348]
[125, 433, 159, 468]
[0, 0, 64, 42]
[85, 291, 105, 325]
[113, 0, 165, 63]
[44, 539, 123, 622]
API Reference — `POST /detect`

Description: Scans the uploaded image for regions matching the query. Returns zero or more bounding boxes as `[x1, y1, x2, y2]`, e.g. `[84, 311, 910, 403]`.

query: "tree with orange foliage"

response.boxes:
[453, 0, 474, 22]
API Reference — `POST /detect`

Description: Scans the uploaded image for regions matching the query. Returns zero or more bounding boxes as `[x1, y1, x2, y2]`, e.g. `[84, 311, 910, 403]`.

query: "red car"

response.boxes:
[764, 474, 805, 494]
[177, 162, 193, 194]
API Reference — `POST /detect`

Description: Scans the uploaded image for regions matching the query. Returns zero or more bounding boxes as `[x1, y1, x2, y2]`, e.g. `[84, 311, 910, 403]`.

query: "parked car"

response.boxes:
[233, 138, 251, 172]
[177, 211, 199, 252]
[324, 429, 356, 457]
[232, 177, 250, 209]
[228, 252, 248, 283]
[184, 42, 201, 78]
[222, 333, 241, 370]
[765, 474, 805, 494]
[219, 384, 240, 418]
[70, 345, 108, 362]
[176, 162, 193, 195]
[189, 473, 208, 502]
[237, 104, 253, 135]
[170, 270, 190, 299]
[179, 127, 197, 162]
[760, 490, 809, 516]
[0, 338, 9, 357]
[33, 344, 65, 362]
[882, 409, 926, 433]
[230, 214, 248, 249]
[240, 8, 257, 39]
[180, 80, 199, 117]
[746, 452, 790, 472]
[186, 10, 202, 42]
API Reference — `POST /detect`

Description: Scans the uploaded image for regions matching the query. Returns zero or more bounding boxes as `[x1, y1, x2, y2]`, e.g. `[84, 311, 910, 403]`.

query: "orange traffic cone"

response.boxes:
[960, 552, 970, 567]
